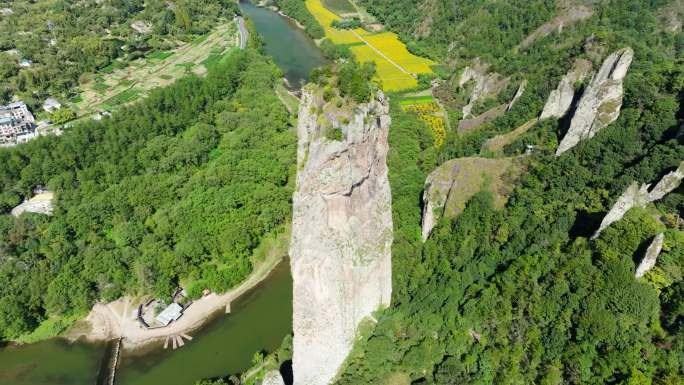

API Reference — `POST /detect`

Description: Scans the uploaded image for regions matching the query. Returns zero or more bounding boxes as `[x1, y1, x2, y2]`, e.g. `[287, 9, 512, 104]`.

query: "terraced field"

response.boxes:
[305, 0, 434, 91]
[75, 21, 239, 115]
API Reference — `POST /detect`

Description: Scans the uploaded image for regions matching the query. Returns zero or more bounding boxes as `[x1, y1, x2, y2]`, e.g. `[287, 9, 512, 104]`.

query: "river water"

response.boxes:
[0, 261, 292, 385]
[239, 0, 327, 88]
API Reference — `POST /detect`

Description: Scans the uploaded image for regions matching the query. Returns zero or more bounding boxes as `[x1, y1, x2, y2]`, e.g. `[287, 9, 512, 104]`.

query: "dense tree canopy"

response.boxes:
[0, 0, 240, 108]
[0, 49, 296, 340]
[334, 1, 684, 384]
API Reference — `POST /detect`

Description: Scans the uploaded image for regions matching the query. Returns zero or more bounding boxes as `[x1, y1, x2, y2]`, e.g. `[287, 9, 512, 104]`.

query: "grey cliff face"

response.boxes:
[459, 59, 508, 118]
[540, 59, 592, 120]
[555, 48, 634, 156]
[290, 89, 393, 385]
[593, 161, 684, 238]
[635, 233, 665, 278]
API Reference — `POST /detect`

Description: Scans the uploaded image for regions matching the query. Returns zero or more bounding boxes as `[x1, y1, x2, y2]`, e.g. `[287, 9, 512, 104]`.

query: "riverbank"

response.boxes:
[67, 234, 288, 351]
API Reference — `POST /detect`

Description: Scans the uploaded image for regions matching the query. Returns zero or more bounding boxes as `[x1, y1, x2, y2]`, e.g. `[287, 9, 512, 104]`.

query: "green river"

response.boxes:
[239, 0, 327, 88]
[0, 2, 323, 384]
[0, 261, 292, 385]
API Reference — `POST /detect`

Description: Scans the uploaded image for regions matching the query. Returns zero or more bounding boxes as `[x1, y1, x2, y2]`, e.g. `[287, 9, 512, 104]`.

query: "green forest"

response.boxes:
[0, 49, 296, 340]
[0, 0, 683, 384]
[331, 1, 684, 384]
[0, 0, 240, 110]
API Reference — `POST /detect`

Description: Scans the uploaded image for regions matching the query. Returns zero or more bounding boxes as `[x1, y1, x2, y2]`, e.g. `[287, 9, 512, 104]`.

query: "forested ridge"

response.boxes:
[0, 0, 240, 109]
[0, 49, 296, 340]
[331, 1, 684, 384]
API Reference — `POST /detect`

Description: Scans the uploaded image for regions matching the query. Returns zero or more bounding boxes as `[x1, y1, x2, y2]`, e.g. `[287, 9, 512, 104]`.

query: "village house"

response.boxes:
[43, 97, 62, 113]
[156, 303, 184, 326]
[0, 101, 37, 146]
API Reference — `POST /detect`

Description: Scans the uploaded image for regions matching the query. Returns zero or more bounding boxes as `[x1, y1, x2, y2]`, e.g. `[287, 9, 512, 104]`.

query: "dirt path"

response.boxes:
[350, 29, 416, 78]
[69, 251, 285, 350]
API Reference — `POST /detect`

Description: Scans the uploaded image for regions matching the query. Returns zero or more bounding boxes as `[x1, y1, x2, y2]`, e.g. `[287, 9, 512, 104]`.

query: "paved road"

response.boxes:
[238, 17, 248, 49]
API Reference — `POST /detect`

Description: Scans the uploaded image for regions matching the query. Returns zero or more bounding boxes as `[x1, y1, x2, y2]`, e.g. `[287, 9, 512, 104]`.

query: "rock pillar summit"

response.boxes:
[290, 88, 393, 385]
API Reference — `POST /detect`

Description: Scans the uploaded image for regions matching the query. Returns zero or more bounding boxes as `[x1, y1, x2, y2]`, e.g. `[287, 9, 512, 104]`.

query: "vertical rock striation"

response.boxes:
[635, 233, 665, 278]
[555, 48, 633, 156]
[539, 59, 592, 119]
[290, 88, 393, 385]
[593, 161, 684, 238]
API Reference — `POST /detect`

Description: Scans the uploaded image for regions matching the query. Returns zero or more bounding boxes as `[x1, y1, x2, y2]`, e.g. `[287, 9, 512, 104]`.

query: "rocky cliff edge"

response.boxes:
[290, 88, 393, 385]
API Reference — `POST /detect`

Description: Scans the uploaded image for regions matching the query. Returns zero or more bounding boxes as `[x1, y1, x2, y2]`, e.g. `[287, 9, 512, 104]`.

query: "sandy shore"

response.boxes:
[68, 253, 284, 350]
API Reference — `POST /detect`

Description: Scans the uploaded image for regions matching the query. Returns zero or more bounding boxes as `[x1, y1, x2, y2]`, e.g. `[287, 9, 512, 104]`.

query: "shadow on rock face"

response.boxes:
[280, 360, 293, 385]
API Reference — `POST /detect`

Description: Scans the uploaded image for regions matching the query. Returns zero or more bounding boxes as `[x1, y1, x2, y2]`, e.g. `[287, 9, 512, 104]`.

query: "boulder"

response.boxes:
[635, 233, 665, 278]
[290, 88, 393, 385]
[593, 161, 684, 238]
[555, 48, 634, 156]
[421, 157, 519, 241]
[540, 59, 592, 119]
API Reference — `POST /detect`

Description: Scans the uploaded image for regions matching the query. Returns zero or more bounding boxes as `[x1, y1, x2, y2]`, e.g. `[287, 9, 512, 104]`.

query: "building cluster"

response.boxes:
[0, 101, 37, 147]
[0, 99, 63, 147]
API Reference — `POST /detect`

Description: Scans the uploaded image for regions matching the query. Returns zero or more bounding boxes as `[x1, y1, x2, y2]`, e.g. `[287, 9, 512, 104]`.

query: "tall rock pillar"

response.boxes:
[290, 88, 393, 385]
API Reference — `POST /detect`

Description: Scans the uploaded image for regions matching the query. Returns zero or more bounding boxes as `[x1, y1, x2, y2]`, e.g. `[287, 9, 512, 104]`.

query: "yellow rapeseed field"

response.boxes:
[305, 0, 434, 92]
[350, 45, 417, 90]
[403, 101, 447, 147]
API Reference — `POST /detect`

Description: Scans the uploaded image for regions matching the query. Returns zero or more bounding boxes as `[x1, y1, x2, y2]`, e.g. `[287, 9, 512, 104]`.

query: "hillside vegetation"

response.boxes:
[0, 50, 296, 341]
[0, 0, 239, 111]
[333, 1, 684, 384]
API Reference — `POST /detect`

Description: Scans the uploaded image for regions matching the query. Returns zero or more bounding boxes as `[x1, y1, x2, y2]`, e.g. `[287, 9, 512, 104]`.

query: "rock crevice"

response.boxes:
[540, 59, 592, 120]
[290, 89, 393, 385]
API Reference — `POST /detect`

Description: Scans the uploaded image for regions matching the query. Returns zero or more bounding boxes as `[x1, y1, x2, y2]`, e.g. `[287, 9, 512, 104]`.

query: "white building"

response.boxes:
[0, 101, 36, 146]
[156, 303, 184, 326]
[43, 98, 62, 113]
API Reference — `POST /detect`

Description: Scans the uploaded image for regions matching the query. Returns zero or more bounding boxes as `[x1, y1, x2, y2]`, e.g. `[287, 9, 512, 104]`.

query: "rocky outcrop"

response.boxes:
[635, 233, 665, 278]
[290, 88, 393, 385]
[11, 191, 54, 217]
[540, 59, 592, 119]
[593, 161, 684, 238]
[458, 79, 525, 133]
[459, 59, 508, 118]
[421, 157, 519, 240]
[555, 48, 633, 156]
[262, 370, 286, 385]
[507, 80, 527, 111]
